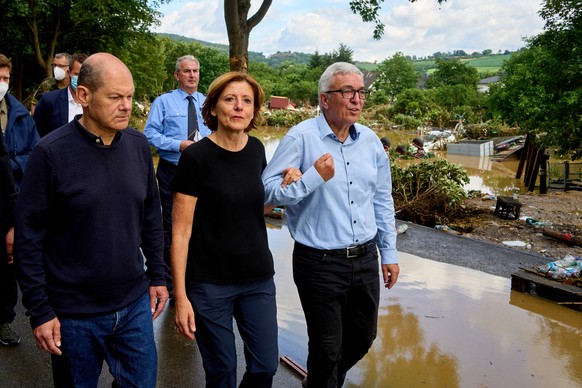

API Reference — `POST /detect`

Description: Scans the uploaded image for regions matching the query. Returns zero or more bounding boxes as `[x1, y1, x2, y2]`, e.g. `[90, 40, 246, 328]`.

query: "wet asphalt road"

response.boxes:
[0, 220, 549, 387]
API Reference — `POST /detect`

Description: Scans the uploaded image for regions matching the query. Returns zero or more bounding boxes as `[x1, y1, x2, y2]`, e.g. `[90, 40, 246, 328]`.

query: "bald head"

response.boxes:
[78, 53, 133, 92]
[77, 53, 135, 140]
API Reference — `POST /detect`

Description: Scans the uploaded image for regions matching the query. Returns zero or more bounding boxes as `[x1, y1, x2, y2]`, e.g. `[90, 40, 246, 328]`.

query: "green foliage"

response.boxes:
[391, 158, 470, 225]
[487, 0, 582, 152]
[264, 110, 312, 127]
[375, 52, 419, 101]
[425, 58, 480, 89]
[392, 114, 422, 130]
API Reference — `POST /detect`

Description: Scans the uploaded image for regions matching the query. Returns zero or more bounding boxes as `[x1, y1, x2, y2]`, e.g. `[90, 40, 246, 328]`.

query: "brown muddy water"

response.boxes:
[267, 224, 582, 388]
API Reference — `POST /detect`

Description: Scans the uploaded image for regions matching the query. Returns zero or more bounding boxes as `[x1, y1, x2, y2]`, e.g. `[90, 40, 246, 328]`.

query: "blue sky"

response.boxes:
[154, 0, 546, 62]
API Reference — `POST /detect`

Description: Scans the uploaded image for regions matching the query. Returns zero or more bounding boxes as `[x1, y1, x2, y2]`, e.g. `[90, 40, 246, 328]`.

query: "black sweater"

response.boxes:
[171, 136, 274, 284]
[15, 118, 166, 328]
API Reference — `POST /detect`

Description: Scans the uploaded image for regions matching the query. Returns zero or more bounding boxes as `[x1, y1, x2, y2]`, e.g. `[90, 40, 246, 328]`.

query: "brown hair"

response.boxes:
[0, 54, 12, 73]
[202, 72, 265, 132]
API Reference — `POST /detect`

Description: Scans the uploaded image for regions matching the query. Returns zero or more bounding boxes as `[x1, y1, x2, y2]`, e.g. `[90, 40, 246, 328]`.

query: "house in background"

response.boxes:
[477, 76, 500, 93]
[268, 96, 296, 110]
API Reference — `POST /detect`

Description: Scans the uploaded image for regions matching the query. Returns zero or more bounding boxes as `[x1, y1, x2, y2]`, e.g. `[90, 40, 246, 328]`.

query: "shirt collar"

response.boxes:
[74, 115, 123, 146]
[0, 97, 7, 114]
[177, 88, 197, 102]
[316, 114, 360, 143]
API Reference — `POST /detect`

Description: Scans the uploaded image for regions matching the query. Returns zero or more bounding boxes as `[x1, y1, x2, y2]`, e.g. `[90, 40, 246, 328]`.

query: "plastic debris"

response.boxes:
[525, 217, 552, 227]
[397, 224, 408, 235]
[503, 240, 527, 247]
[535, 255, 582, 280]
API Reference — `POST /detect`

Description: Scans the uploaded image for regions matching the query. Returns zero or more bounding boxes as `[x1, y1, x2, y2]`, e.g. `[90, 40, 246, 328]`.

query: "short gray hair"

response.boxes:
[175, 55, 200, 72]
[318, 62, 363, 106]
[55, 52, 72, 64]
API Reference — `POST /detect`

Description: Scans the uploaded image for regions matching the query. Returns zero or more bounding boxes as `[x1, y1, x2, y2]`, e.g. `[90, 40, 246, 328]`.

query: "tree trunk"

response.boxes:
[224, 0, 272, 73]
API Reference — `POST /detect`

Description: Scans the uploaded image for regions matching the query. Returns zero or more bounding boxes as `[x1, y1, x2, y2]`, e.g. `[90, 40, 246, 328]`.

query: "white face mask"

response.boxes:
[0, 82, 8, 101]
[53, 66, 66, 81]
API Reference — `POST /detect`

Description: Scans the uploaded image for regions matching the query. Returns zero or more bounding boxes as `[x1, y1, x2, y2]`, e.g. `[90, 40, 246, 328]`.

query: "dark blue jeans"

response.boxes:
[187, 277, 279, 388]
[293, 242, 380, 388]
[56, 292, 157, 388]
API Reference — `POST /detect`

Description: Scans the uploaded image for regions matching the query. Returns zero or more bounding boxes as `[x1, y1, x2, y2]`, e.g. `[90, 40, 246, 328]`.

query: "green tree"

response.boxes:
[374, 52, 419, 101]
[488, 0, 582, 152]
[424, 58, 479, 89]
[1, 0, 168, 100]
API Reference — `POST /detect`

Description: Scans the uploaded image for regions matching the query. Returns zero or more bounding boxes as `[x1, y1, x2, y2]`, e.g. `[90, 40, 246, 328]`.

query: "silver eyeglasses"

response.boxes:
[325, 88, 371, 100]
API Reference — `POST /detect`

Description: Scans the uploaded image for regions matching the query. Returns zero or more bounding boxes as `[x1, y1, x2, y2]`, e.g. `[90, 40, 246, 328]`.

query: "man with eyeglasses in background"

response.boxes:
[30, 53, 72, 115]
[262, 62, 399, 387]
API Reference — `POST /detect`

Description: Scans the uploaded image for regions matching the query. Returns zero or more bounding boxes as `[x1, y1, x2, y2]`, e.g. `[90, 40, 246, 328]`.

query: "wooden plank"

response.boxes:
[280, 355, 307, 379]
[511, 270, 582, 312]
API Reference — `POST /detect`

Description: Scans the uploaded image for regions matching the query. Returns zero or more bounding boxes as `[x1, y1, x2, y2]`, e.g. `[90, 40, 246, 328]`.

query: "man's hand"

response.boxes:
[33, 318, 62, 355]
[149, 286, 169, 320]
[180, 140, 195, 152]
[314, 153, 334, 182]
[382, 263, 400, 289]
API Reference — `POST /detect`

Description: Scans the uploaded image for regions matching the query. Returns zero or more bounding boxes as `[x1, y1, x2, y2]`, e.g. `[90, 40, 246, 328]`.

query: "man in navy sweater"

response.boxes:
[15, 53, 168, 388]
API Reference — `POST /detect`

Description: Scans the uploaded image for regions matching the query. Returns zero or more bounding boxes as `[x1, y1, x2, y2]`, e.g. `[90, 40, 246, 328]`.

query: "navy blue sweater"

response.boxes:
[15, 117, 166, 328]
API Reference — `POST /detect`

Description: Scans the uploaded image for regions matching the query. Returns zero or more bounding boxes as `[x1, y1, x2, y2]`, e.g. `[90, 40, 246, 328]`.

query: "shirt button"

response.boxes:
[95, 139, 101, 143]
[353, 220, 357, 224]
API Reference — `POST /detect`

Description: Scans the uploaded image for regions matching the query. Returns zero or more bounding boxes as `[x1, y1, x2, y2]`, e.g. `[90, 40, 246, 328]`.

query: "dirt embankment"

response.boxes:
[450, 190, 582, 261]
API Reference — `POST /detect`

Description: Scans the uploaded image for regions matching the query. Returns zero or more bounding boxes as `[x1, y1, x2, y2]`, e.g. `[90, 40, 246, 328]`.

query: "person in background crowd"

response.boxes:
[30, 53, 72, 114]
[0, 54, 39, 188]
[144, 55, 211, 298]
[262, 62, 399, 387]
[33, 53, 88, 137]
[0, 113, 19, 347]
[409, 137, 427, 158]
[15, 53, 168, 388]
[380, 136, 391, 153]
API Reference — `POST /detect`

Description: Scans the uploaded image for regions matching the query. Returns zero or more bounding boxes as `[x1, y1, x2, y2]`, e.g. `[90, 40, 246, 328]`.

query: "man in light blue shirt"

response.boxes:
[262, 62, 399, 387]
[144, 55, 211, 295]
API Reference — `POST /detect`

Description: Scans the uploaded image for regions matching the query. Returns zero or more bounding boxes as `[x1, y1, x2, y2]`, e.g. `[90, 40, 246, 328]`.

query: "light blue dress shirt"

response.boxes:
[262, 114, 397, 265]
[144, 88, 211, 165]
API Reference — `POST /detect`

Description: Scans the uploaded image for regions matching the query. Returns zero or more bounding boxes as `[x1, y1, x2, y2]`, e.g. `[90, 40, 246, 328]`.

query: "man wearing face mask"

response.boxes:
[0, 54, 39, 189]
[33, 53, 87, 137]
[30, 53, 72, 115]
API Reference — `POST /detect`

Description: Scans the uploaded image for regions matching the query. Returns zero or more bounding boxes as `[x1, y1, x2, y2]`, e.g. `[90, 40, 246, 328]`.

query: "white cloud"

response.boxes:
[155, 0, 546, 62]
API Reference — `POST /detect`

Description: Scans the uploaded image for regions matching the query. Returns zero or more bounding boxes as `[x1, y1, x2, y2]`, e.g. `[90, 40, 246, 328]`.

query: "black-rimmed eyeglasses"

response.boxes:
[325, 88, 370, 100]
[51, 63, 69, 69]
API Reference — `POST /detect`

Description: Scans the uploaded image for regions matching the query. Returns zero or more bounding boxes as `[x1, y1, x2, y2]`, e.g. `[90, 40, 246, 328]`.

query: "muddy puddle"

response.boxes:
[268, 226, 582, 388]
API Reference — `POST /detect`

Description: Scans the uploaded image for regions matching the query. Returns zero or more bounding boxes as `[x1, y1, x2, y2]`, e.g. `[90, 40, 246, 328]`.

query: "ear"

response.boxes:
[76, 85, 90, 107]
[319, 92, 330, 109]
[211, 107, 216, 116]
[173, 72, 180, 82]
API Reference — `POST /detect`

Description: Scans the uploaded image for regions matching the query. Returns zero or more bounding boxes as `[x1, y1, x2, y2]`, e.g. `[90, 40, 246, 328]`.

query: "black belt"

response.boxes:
[295, 240, 376, 259]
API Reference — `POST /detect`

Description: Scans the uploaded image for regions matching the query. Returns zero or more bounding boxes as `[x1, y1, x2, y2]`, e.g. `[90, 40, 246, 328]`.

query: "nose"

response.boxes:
[120, 97, 132, 111]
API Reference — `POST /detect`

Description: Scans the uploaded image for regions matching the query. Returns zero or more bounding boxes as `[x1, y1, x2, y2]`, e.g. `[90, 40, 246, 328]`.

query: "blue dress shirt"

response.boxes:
[144, 88, 211, 165]
[262, 114, 397, 265]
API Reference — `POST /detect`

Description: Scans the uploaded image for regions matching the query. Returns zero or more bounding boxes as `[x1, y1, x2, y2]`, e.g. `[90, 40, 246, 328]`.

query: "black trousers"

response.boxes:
[293, 241, 380, 388]
[156, 158, 177, 292]
[0, 234, 17, 325]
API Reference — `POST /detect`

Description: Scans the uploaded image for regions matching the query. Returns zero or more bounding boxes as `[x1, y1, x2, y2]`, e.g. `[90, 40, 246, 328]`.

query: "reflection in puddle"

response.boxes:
[268, 227, 582, 387]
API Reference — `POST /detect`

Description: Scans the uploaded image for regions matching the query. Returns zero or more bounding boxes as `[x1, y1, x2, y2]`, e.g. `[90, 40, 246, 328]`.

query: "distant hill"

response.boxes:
[157, 33, 311, 67]
[158, 33, 512, 74]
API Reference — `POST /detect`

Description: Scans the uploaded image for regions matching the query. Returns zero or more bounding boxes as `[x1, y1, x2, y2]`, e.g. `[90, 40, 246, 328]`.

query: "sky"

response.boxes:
[154, 0, 546, 62]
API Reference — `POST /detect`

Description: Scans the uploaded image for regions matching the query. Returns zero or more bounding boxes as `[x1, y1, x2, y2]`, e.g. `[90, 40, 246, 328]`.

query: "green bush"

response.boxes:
[390, 158, 470, 226]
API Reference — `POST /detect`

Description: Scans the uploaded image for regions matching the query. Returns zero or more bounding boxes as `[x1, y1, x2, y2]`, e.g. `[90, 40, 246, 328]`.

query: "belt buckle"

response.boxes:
[346, 245, 358, 258]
